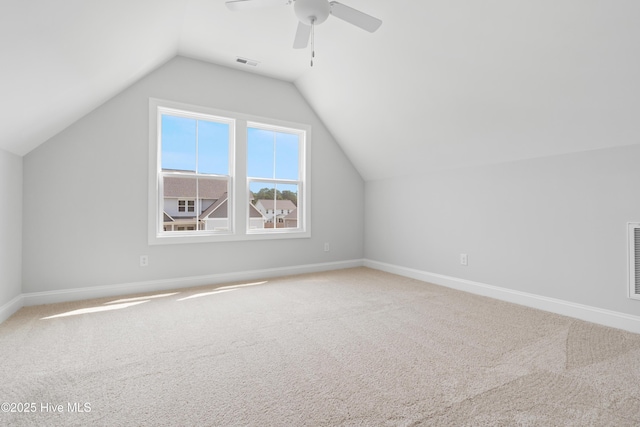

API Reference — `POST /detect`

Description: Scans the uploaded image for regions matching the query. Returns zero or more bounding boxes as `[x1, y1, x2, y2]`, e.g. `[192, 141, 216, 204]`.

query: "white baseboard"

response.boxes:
[21, 259, 365, 307]
[364, 259, 640, 335]
[0, 295, 24, 324]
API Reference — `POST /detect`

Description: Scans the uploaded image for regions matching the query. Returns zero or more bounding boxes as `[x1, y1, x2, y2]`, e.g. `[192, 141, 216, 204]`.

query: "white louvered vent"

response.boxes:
[629, 223, 640, 300]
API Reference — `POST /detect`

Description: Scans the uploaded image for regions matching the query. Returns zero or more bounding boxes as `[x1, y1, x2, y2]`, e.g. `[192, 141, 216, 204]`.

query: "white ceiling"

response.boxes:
[1, 0, 638, 180]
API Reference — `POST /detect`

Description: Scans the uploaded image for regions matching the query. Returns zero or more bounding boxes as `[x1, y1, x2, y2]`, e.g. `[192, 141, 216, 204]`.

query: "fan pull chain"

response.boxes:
[311, 18, 315, 67]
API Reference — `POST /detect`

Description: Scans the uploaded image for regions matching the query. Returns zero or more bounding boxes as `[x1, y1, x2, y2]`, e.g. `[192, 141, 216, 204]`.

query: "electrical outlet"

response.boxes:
[140, 255, 149, 267]
[460, 254, 468, 266]
[324, 242, 330, 252]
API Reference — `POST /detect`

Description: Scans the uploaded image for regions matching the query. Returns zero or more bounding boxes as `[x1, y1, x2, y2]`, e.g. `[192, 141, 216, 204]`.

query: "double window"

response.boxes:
[178, 200, 195, 213]
[148, 99, 310, 244]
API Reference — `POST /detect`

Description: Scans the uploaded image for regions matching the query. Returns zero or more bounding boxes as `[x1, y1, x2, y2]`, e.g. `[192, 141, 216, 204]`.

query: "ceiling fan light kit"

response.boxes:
[226, 0, 382, 66]
[294, 0, 330, 25]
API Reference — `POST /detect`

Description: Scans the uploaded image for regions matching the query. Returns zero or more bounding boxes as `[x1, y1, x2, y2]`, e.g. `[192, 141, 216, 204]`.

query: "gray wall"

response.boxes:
[22, 56, 364, 293]
[365, 144, 640, 316]
[0, 148, 22, 307]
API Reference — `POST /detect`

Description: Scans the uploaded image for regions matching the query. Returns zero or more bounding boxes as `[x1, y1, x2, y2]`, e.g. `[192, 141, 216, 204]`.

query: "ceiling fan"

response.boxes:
[225, 0, 382, 62]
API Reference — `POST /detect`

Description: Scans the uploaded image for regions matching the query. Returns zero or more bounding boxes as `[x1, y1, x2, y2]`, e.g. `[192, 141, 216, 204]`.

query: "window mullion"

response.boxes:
[235, 119, 247, 236]
[272, 131, 277, 228]
[195, 120, 199, 229]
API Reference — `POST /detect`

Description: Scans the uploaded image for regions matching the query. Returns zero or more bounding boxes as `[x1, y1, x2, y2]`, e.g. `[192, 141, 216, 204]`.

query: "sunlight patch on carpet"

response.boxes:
[217, 281, 268, 291]
[40, 301, 149, 320]
[177, 288, 239, 301]
[105, 292, 179, 305]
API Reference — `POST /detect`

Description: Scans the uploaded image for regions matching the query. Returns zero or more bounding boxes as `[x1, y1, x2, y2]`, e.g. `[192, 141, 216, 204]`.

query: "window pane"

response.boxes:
[247, 128, 275, 178]
[161, 115, 196, 172]
[247, 128, 300, 180]
[198, 177, 230, 232]
[162, 175, 229, 233]
[275, 132, 299, 180]
[249, 182, 298, 230]
[198, 120, 229, 175]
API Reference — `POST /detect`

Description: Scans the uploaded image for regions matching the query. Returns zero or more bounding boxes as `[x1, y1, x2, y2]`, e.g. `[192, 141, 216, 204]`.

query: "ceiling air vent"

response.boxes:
[236, 57, 259, 66]
[629, 223, 640, 300]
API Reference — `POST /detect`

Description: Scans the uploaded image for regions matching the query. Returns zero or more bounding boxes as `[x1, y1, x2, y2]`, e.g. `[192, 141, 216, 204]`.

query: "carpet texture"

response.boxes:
[1, 267, 640, 426]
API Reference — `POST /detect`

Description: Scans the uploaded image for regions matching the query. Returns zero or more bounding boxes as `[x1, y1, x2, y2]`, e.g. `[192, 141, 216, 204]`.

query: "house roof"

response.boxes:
[163, 176, 227, 199]
[284, 209, 297, 220]
[249, 203, 264, 219]
[255, 199, 297, 211]
[199, 193, 265, 220]
[200, 194, 227, 219]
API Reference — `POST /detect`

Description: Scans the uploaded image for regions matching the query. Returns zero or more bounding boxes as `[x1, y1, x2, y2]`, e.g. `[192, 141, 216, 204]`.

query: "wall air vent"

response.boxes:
[236, 57, 259, 66]
[629, 223, 640, 300]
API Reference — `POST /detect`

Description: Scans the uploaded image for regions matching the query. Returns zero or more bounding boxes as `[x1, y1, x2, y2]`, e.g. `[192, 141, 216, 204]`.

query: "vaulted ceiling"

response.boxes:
[1, 0, 638, 180]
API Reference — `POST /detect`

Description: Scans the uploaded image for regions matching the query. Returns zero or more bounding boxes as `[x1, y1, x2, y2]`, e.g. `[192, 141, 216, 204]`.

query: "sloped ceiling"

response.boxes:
[0, 0, 184, 156]
[1, 0, 638, 181]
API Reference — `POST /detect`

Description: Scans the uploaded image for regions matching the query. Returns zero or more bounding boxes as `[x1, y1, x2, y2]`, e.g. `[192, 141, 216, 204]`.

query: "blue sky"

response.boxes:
[161, 115, 229, 174]
[246, 127, 298, 180]
[161, 115, 299, 190]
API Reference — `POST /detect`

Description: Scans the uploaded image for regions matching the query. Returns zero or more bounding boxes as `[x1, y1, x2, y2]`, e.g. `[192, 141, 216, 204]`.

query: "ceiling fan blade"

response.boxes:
[293, 21, 311, 49]
[329, 2, 382, 33]
[225, 0, 289, 11]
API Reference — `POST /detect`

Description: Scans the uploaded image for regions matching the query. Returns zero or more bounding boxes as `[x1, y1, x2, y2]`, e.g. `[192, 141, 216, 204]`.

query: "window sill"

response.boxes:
[149, 230, 311, 245]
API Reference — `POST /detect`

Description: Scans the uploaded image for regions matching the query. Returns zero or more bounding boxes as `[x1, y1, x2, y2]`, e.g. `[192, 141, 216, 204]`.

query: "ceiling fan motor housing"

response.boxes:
[294, 0, 330, 25]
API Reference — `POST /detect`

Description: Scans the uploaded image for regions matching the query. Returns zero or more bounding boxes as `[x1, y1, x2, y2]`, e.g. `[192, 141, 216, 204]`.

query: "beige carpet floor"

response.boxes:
[1, 267, 640, 426]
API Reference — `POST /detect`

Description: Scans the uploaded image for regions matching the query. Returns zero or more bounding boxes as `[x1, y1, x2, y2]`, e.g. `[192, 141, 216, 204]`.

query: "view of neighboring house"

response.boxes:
[163, 176, 265, 231]
[283, 209, 298, 228]
[253, 199, 298, 228]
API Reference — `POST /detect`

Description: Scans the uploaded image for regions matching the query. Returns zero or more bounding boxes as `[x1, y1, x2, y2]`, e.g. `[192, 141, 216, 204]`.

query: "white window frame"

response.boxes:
[245, 121, 307, 236]
[148, 98, 311, 245]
